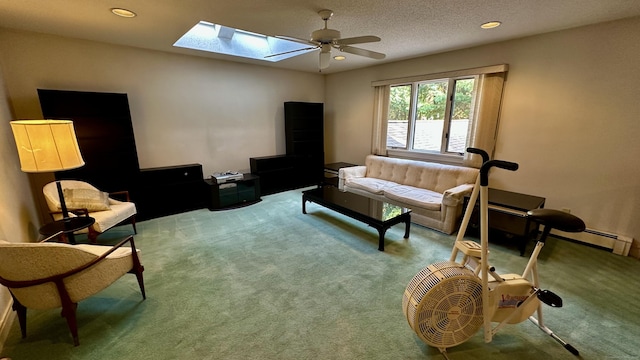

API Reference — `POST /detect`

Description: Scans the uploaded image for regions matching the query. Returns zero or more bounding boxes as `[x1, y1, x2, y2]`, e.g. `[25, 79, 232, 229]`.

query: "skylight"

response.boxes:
[174, 21, 314, 62]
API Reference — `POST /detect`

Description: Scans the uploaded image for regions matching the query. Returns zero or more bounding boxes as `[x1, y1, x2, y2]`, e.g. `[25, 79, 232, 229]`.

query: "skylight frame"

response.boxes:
[173, 21, 315, 62]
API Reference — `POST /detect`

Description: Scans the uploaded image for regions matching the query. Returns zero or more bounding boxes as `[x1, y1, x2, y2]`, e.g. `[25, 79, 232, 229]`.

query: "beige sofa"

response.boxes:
[338, 155, 478, 234]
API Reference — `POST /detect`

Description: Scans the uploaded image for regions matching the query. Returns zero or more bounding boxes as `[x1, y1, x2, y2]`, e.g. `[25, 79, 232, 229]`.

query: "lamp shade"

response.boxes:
[10, 120, 85, 173]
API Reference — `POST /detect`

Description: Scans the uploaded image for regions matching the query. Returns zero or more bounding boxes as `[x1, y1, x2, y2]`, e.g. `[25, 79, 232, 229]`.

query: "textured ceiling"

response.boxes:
[1, 0, 640, 74]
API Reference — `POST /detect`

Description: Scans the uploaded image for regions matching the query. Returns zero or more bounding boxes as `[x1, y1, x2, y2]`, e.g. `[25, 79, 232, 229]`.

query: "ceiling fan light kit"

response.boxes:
[268, 9, 386, 71]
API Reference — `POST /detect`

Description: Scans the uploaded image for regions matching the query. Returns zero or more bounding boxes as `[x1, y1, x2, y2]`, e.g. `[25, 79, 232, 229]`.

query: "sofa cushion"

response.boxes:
[384, 185, 443, 211]
[345, 177, 396, 195]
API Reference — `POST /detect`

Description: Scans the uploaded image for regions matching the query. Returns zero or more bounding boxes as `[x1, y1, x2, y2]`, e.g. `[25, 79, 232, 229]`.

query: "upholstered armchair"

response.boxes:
[0, 236, 145, 346]
[43, 180, 137, 243]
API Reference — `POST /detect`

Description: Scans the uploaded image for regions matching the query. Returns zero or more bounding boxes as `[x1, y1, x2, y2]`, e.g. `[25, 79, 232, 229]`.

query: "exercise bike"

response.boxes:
[402, 148, 585, 359]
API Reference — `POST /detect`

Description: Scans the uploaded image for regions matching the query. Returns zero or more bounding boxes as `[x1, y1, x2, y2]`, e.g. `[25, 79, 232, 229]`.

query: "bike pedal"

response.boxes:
[537, 289, 563, 307]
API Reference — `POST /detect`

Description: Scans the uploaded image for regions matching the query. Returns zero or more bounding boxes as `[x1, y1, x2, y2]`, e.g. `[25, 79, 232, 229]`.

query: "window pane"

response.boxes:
[386, 85, 411, 148]
[447, 78, 475, 153]
[413, 81, 448, 151]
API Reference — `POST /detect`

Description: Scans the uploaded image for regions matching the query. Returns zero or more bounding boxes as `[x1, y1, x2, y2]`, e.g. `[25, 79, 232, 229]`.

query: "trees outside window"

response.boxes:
[387, 77, 476, 155]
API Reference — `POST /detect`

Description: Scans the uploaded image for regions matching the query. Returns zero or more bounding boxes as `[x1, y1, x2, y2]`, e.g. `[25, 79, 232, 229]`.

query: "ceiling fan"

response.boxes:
[267, 9, 386, 70]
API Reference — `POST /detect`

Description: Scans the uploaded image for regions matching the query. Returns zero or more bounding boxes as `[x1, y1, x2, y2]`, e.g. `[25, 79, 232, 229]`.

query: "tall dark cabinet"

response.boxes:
[284, 101, 324, 187]
[251, 102, 324, 194]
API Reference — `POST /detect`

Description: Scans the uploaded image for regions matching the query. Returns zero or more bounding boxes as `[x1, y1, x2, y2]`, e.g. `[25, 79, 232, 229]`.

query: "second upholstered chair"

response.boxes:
[43, 180, 137, 243]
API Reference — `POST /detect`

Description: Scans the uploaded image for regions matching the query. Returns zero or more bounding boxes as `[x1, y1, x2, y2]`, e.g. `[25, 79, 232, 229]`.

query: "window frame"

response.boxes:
[372, 64, 508, 166]
[387, 75, 478, 164]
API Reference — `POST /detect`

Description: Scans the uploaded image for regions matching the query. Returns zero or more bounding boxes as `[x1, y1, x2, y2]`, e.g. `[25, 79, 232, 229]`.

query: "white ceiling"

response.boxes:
[2, 0, 640, 74]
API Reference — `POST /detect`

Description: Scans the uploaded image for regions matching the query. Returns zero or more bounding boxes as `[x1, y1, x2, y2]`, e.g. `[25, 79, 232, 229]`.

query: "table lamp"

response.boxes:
[10, 120, 85, 220]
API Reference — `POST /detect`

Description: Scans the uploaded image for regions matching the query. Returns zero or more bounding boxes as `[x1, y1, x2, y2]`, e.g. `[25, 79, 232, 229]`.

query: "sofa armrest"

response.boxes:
[338, 166, 367, 190]
[442, 183, 475, 207]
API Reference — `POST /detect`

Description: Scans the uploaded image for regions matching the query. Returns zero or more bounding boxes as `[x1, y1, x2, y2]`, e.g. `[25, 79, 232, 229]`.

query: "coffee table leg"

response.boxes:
[377, 228, 387, 251]
[302, 196, 307, 214]
[404, 214, 411, 239]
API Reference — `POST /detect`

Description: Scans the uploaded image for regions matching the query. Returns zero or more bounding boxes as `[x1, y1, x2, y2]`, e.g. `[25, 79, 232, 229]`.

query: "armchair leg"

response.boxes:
[134, 268, 146, 300]
[131, 216, 137, 234]
[87, 226, 99, 244]
[10, 295, 27, 339]
[128, 237, 146, 300]
[60, 303, 80, 346]
[54, 280, 80, 346]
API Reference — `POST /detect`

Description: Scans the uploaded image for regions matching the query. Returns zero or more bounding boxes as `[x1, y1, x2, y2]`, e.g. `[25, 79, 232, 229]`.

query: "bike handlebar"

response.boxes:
[466, 147, 490, 164]
[480, 160, 519, 186]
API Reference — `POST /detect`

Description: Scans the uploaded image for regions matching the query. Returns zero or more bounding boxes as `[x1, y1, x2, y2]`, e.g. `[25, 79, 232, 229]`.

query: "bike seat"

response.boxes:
[526, 209, 586, 233]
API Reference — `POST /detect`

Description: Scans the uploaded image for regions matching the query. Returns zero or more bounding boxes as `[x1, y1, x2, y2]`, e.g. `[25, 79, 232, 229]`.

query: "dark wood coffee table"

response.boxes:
[302, 186, 411, 251]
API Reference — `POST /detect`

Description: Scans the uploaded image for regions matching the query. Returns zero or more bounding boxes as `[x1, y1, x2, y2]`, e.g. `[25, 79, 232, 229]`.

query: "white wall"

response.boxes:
[0, 28, 325, 176]
[325, 17, 640, 245]
[0, 66, 41, 353]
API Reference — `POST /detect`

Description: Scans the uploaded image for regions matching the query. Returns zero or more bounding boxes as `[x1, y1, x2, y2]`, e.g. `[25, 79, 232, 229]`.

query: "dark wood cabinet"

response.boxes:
[285, 101, 324, 187]
[285, 101, 324, 157]
[136, 164, 207, 220]
[205, 174, 260, 210]
[250, 155, 296, 195]
[464, 188, 546, 255]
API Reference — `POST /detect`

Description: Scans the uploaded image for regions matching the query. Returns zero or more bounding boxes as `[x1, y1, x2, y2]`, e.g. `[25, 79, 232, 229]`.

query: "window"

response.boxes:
[387, 76, 477, 155]
[372, 65, 508, 167]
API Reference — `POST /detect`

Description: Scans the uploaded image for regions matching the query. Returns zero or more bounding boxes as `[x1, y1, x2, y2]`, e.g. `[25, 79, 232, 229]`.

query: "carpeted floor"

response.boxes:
[2, 188, 639, 359]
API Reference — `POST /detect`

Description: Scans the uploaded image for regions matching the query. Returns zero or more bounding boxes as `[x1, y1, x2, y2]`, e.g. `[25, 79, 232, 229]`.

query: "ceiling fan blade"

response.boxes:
[319, 51, 331, 69]
[340, 45, 386, 59]
[275, 35, 319, 47]
[265, 46, 318, 59]
[335, 35, 381, 45]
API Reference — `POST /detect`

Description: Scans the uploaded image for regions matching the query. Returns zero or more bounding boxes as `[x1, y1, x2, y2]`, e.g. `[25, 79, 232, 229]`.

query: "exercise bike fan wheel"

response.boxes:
[403, 261, 484, 349]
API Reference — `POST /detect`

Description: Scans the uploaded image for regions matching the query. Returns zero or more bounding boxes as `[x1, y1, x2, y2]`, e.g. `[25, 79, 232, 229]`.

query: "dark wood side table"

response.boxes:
[323, 162, 357, 187]
[464, 188, 545, 255]
[39, 216, 96, 245]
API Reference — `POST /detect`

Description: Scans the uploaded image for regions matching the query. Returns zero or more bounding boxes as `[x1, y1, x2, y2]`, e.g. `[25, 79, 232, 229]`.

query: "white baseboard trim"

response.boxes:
[0, 300, 15, 356]
[553, 228, 633, 256]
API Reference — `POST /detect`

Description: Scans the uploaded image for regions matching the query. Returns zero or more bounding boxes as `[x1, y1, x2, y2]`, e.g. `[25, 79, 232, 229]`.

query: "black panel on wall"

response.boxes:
[38, 89, 140, 193]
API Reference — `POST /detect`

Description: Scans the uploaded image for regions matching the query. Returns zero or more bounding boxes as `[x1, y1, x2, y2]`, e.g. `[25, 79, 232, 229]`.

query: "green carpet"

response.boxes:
[2, 188, 639, 359]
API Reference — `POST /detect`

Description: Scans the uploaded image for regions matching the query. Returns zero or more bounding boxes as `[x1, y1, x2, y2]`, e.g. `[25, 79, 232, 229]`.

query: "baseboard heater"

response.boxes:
[553, 227, 633, 256]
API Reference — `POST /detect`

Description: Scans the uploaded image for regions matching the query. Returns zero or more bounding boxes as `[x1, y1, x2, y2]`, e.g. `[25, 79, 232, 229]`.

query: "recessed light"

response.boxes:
[334, 55, 346, 61]
[111, 8, 136, 18]
[480, 21, 501, 29]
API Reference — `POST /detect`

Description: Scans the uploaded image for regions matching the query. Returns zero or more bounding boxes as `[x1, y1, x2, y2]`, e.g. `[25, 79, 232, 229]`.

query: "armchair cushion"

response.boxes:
[63, 188, 111, 211]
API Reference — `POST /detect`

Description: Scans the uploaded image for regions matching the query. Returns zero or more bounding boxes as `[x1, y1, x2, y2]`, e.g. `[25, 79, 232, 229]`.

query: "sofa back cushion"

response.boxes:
[364, 155, 478, 193]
